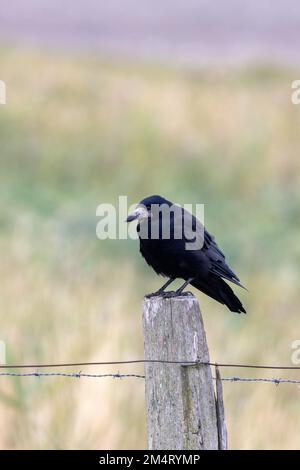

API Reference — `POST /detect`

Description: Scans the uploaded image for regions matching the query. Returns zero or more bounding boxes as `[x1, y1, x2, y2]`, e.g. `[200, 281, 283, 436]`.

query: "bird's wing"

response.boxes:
[139, 204, 246, 290]
[178, 207, 246, 289]
[203, 228, 246, 289]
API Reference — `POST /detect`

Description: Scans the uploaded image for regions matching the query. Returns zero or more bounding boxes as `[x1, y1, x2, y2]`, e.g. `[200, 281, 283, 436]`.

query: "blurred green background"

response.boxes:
[1, 5, 300, 449]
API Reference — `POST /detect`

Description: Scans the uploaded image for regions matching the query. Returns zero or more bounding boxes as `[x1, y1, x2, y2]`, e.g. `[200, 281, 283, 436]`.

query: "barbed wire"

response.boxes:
[0, 359, 299, 385]
[0, 371, 299, 386]
[0, 371, 145, 379]
[212, 376, 300, 386]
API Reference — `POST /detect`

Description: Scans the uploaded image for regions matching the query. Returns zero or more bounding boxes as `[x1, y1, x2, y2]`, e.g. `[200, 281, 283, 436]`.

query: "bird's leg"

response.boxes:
[158, 277, 176, 292]
[175, 277, 195, 295]
[145, 277, 175, 298]
[160, 277, 195, 298]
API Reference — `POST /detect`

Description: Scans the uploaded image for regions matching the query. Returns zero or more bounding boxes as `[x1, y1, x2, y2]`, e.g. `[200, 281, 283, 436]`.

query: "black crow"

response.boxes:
[126, 195, 246, 313]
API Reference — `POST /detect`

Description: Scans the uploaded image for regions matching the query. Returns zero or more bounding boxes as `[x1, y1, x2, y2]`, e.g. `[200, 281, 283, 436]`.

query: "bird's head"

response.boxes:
[126, 195, 172, 223]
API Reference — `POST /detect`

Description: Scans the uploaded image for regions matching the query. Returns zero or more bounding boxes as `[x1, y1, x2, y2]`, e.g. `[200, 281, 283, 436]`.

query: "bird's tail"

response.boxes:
[191, 274, 246, 314]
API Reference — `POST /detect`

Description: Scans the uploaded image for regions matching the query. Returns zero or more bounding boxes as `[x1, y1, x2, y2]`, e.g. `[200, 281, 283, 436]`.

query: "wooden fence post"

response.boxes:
[142, 294, 227, 450]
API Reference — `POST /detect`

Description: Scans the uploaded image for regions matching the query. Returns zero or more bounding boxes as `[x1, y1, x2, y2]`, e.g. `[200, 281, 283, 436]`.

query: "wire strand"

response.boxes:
[214, 376, 300, 385]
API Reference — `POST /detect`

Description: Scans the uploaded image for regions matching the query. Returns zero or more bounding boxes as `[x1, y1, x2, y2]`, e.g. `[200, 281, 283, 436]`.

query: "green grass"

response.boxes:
[0, 47, 300, 449]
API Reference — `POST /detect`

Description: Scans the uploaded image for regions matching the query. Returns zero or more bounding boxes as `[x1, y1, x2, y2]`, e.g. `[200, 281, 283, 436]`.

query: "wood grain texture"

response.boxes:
[142, 294, 219, 450]
[215, 365, 228, 450]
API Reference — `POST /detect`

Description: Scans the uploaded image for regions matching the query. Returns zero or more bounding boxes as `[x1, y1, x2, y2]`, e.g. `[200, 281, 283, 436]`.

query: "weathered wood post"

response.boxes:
[142, 294, 227, 450]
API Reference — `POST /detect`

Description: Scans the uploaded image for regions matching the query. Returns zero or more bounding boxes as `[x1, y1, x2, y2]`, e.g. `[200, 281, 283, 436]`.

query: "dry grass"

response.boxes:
[0, 47, 300, 449]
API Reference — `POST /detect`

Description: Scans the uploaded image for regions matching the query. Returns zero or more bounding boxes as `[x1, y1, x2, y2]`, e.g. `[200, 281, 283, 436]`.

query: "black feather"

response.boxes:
[135, 195, 246, 314]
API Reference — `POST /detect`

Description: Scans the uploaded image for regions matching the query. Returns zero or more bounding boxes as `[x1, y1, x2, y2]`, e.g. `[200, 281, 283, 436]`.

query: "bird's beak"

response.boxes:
[126, 205, 148, 223]
[126, 211, 139, 223]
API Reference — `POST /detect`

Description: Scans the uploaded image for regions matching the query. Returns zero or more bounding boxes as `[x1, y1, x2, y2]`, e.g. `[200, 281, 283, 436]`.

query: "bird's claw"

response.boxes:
[146, 290, 194, 299]
[178, 291, 194, 297]
[145, 290, 176, 299]
[145, 291, 163, 299]
[163, 290, 194, 298]
[160, 290, 178, 298]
